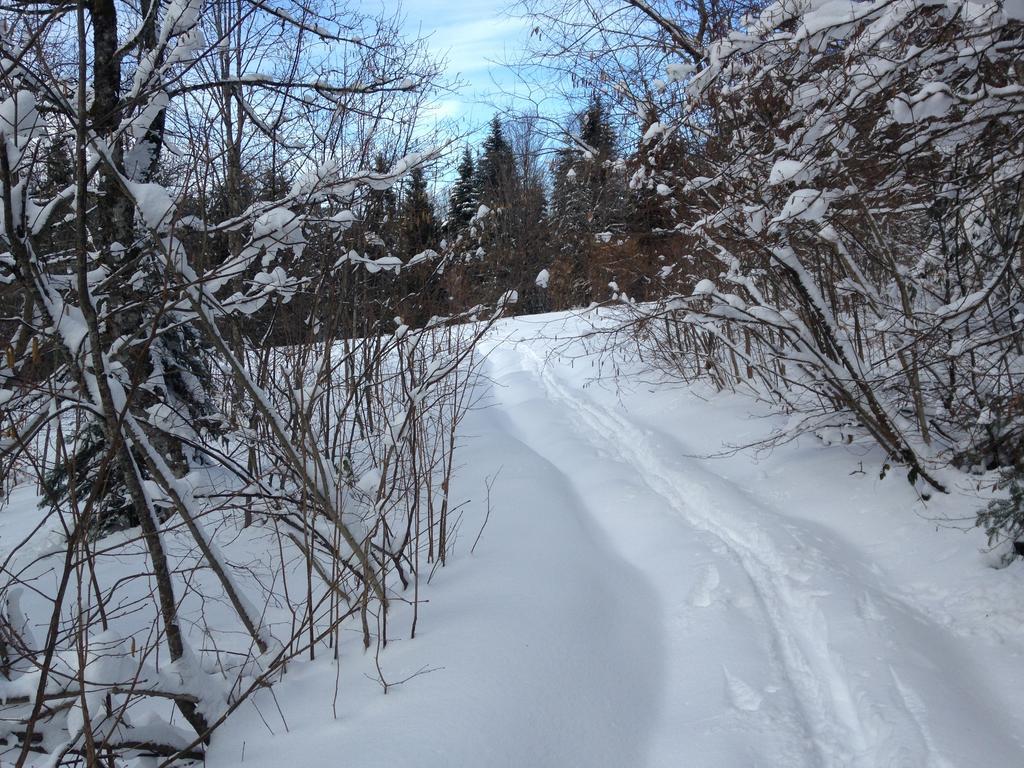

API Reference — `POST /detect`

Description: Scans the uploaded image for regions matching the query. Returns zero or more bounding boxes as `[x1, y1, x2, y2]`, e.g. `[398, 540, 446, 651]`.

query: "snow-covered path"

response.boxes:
[206, 313, 1024, 767]
[479, 320, 1023, 766]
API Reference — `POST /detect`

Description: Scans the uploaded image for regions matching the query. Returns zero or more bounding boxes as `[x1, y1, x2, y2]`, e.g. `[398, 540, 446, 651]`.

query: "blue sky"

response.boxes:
[398, 0, 533, 128]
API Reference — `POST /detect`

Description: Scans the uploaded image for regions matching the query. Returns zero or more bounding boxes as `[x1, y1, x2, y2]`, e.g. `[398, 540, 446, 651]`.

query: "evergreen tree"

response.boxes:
[363, 153, 399, 249]
[447, 146, 478, 231]
[442, 114, 556, 312]
[978, 469, 1024, 563]
[255, 164, 292, 203]
[474, 116, 518, 208]
[549, 96, 626, 305]
[551, 95, 622, 235]
[399, 167, 439, 257]
[630, 103, 677, 232]
[43, 141, 224, 536]
[42, 136, 74, 193]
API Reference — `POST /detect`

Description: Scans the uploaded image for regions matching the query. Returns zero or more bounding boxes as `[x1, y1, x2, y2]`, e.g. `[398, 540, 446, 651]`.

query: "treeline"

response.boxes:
[307, 101, 690, 325]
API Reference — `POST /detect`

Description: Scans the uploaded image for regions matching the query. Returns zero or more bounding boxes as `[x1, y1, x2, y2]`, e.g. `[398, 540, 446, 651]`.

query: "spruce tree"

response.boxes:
[400, 167, 439, 258]
[978, 470, 1024, 561]
[447, 146, 478, 231]
[44, 146, 223, 536]
[551, 95, 621, 235]
[364, 153, 399, 248]
[474, 116, 518, 208]
[549, 96, 626, 305]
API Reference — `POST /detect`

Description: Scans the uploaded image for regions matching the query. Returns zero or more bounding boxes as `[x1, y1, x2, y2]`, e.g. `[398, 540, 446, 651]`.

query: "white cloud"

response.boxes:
[400, 1, 531, 117]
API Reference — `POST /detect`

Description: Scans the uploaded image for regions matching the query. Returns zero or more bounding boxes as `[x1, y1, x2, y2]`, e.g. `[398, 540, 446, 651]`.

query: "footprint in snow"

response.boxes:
[690, 564, 721, 608]
[723, 666, 763, 712]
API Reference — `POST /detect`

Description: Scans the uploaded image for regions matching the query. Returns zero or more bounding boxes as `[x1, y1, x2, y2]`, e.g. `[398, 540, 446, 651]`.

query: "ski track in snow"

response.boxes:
[483, 336, 1023, 768]
[520, 343, 877, 766]
[187, 315, 1024, 768]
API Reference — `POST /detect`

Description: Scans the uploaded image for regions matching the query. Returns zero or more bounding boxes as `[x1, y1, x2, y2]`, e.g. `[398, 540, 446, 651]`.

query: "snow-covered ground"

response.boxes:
[201, 311, 1024, 767]
[7, 311, 1024, 766]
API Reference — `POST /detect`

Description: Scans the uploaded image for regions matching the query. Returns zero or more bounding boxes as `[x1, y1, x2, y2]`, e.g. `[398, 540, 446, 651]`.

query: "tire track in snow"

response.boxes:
[518, 345, 927, 768]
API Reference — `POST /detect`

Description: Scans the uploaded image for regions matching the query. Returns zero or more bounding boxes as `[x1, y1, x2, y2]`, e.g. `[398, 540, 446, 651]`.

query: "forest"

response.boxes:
[0, 0, 1021, 764]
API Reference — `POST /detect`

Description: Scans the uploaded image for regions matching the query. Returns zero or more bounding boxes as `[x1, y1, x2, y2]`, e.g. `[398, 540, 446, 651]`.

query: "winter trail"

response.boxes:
[204, 314, 1024, 768]
[481, 319, 1023, 768]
